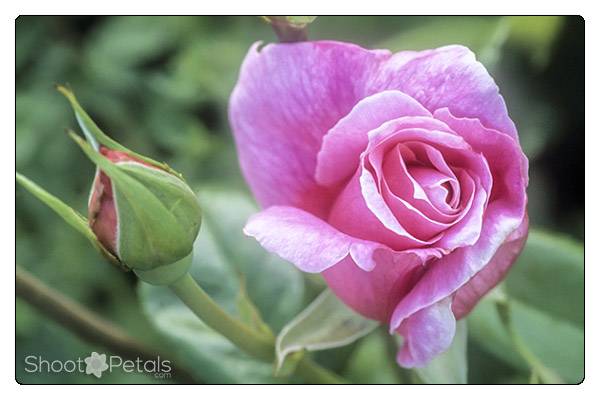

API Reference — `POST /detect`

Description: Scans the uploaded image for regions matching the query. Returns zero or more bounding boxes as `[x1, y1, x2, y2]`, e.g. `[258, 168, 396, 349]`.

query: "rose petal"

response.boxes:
[371, 45, 519, 142]
[408, 167, 455, 211]
[395, 296, 456, 368]
[229, 41, 391, 213]
[315, 90, 431, 186]
[328, 167, 443, 252]
[362, 121, 473, 229]
[379, 142, 457, 225]
[322, 249, 428, 323]
[421, 144, 462, 209]
[434, 108, 529, 188]
[434, 171, 486, 250]
[452, 214, 529, 319]
[389, 198, 526, 333]
[244, 205, 386, 272]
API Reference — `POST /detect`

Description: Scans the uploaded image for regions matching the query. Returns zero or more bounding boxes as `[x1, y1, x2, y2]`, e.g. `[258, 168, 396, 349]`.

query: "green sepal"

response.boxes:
[275, 349, 306, 378]
[134, 251, 193, 286]
[235, 270, 274, 338]
[67, 130, 202, 271]
[15, 172, 127, 271]
[54, 84, 187, 183]
[275, 289, 378, 376]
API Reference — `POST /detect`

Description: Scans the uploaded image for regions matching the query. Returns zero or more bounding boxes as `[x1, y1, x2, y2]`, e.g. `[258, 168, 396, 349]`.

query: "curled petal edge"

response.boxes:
[244, 205, 439, 274]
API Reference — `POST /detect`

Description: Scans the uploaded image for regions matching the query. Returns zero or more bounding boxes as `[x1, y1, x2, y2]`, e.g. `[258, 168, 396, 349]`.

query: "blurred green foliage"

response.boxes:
[15, 16, 584, 384]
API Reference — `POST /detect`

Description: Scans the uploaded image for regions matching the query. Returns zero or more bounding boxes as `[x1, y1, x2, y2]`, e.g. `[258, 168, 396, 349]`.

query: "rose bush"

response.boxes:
[229, 41, 528, 368]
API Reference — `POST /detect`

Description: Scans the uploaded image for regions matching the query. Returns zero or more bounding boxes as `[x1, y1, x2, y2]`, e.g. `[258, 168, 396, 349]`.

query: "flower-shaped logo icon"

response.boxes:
[84, 352, 109, 378]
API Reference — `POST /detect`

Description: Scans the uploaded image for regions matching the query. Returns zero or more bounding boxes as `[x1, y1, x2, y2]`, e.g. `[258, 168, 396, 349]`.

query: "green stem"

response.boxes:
[168, 272, 273, 360]
[168, 272, 348, 384]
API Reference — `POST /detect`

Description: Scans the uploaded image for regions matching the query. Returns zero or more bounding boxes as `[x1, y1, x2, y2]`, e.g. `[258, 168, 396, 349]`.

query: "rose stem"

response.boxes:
[168, 272, 348, 384]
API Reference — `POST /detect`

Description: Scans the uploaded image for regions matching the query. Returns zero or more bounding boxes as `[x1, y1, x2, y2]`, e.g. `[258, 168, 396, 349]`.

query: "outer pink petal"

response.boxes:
[396, 297, 456, 368]
[315, 90, 431, 186]
[389, 197, 526, 332]
[322, 250, 428, 323]
[452, 214, 529, 319]
[371, 45, 519, 142]
[229, 41, 390, 214]
[243, 205, 384, 273]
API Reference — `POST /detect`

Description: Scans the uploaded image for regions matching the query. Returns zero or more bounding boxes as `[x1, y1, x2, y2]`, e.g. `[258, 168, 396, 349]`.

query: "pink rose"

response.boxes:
[229, 41, 528, 368]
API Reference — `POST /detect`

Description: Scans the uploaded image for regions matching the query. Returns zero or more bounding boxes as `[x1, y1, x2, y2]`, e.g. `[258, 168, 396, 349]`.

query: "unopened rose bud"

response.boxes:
[86, 146, 202, 271]
[56, 84, 202, 272]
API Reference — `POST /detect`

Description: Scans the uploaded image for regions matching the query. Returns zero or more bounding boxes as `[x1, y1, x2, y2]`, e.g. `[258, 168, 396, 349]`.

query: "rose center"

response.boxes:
[407, 165, 459, 212]
[442, 181, 454, 205]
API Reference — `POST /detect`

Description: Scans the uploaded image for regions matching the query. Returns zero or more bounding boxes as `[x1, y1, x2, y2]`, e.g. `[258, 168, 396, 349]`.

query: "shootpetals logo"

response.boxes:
[24, 352, 171, 380]
[84, 352, 109, 378]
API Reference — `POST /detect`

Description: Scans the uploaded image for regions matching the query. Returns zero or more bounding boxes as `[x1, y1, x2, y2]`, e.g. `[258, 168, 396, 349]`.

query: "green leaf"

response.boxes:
[504, 229, 583, 327]
[413, 319, 468, 384]
[468, 229, 583, 383]
[15, 172, 125, 270]
[468, 292, 583, 383]
[138, 187, 305, 383]
[275, 289, 378, 375]
[509, 299, 582, 383]
[495, 300, 566, 384]
[193, 187, 306, 332]
[276, 349, 306, 378]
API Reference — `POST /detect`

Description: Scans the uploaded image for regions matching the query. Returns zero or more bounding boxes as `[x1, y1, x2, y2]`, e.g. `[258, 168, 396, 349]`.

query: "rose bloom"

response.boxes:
[229, 41, 528, 368]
